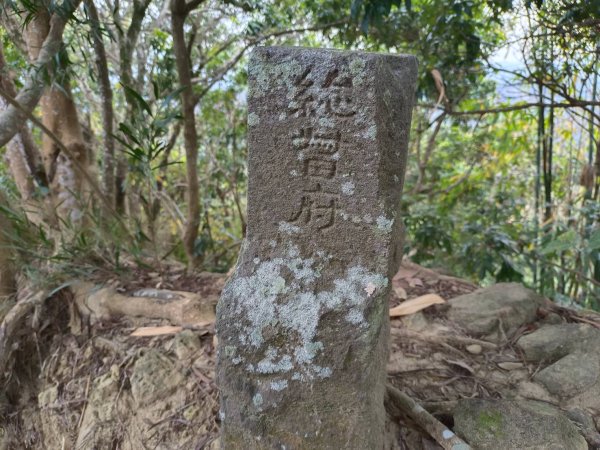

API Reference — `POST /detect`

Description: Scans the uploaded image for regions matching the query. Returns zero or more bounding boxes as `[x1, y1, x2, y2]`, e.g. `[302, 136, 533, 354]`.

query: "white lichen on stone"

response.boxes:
[290, 169, 299, 177]
[363, 214, 373, 223]
[318, 117, 335, 128]
[221, 248, 389, 381]
[248, 112, 260, 126]
[252, 393, 263, 407]
[270, 380, 288, 391]
[376, 215, 394, 233]
[349, 57, 367, 86]
[279, 221, 301, 235]
[257, 349, 293, 373]
[363, 124, 377, 141]
[279, 112, 287, 121]
[253, 257, 261, 264]
[346, 309, 364, 324]
[341, 181, 355, 196]
[249, 54, 303, 99]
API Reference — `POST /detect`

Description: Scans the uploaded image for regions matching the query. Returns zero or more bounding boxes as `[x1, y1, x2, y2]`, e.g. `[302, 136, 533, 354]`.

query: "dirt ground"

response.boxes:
[1, 261, 598, 449]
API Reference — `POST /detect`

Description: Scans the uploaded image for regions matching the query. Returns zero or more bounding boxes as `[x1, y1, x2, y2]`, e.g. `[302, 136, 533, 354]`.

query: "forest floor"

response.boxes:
[1, 261, 599, 449]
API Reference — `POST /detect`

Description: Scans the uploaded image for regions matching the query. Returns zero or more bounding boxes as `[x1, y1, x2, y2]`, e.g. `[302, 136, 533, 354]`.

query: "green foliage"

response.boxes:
[3, 0, 600, 311]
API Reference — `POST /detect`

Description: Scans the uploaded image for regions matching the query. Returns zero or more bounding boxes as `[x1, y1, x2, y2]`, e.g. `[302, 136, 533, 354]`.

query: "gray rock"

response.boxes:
[566, 379, 600, 415]
[130, 350, 183, 407]
[173, 329, 202, 360]
[515, 381, 557, 404]
[517, 323, 600, 362]
[565, 408, 600, 448]
[216, 46, 417, 449]
[534, 351, 599, 399]
[454, 399, 587, 450]
[447, 283, 544, 336]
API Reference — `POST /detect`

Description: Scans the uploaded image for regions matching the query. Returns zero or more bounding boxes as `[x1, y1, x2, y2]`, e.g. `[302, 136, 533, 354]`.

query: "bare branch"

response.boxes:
[420, 100, 600, 118]
[192, 21, 347, 102]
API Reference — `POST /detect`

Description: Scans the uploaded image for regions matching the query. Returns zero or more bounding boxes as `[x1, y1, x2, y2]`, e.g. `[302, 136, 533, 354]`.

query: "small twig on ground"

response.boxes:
[393, 328, 497, 349]
[385, 384, 472, 450]
[77, 375, 92, 433]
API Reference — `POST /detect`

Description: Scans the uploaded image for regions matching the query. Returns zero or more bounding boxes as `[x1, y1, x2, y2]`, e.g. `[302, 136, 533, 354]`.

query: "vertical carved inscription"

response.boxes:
[288, 67, 356, 231]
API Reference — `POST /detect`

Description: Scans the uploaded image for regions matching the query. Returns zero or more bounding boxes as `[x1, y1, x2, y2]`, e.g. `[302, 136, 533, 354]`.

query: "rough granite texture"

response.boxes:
[454, 399, 587, 450]
[447, 283, 544, 337]
[216, 46, 417, 449]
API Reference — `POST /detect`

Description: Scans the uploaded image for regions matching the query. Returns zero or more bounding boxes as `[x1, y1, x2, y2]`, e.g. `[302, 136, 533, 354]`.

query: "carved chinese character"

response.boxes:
[289, 191, 337, 230]
[322, 68, 356, 117]
[326, 87, 356, 117]
[304, 158, 337, 179]
[289, 67, 316, 118]
[292, 127, 340, 154]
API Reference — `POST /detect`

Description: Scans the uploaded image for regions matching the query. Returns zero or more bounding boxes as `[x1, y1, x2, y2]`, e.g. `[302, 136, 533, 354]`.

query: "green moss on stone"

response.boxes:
[477, 410, 504, 437]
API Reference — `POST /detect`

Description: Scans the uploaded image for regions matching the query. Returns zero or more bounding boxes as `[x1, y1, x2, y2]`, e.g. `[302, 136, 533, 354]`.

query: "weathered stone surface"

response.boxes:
[517, 323, 600, 362]
[453, 399, 587, 450]
[447, 283, 544, 336]
[216, 46, 417, 449]
[534, 351, 600, 399]
[130, 350, 184, 407]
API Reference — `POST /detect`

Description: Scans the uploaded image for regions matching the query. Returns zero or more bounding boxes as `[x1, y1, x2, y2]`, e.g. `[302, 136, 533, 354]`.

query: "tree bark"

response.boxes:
[25, 8, 91, 225]
[0, 1, 81, 147]
[171, 0, 202, 269]
[85, 0, 116, 208]
[0, 40, 52, 226]
[0, 191, 16, 298]
[115, 0, 152, 213]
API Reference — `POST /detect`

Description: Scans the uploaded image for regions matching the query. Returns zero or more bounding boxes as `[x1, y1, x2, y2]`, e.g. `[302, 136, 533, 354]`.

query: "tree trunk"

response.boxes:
[0, 3, 80, 147]
[85, 0, 116, 208]
[25, 10, 91, 225]
[171, 0, 201, 270]
[0, 191, 16, 298]
[115, 0, 152, 214]
[0, 41, 51, 226]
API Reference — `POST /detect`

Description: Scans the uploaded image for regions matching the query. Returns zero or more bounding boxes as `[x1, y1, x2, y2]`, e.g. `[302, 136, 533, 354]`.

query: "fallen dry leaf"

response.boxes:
[393, 286, 408, 300]
[407, 277, 424, 288]
[389, 294, 445, 317]
[130, 326, 183, 337]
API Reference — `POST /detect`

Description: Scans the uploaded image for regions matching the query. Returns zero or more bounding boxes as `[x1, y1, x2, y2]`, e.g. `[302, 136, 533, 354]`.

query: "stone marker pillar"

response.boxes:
[217, 46, 417, 449]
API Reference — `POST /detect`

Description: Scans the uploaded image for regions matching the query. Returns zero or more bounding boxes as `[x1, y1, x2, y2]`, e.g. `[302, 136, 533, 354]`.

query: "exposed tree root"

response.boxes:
[385, 384, 472, 450]
[71, 282, 216, 327]
[0, 285, 46, 376]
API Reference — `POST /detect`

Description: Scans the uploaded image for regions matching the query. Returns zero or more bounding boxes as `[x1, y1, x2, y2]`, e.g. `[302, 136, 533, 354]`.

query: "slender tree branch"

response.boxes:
[385, 384, 472, 450]
[420, 100, 600, 118]
[191, 20, 348, 103]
